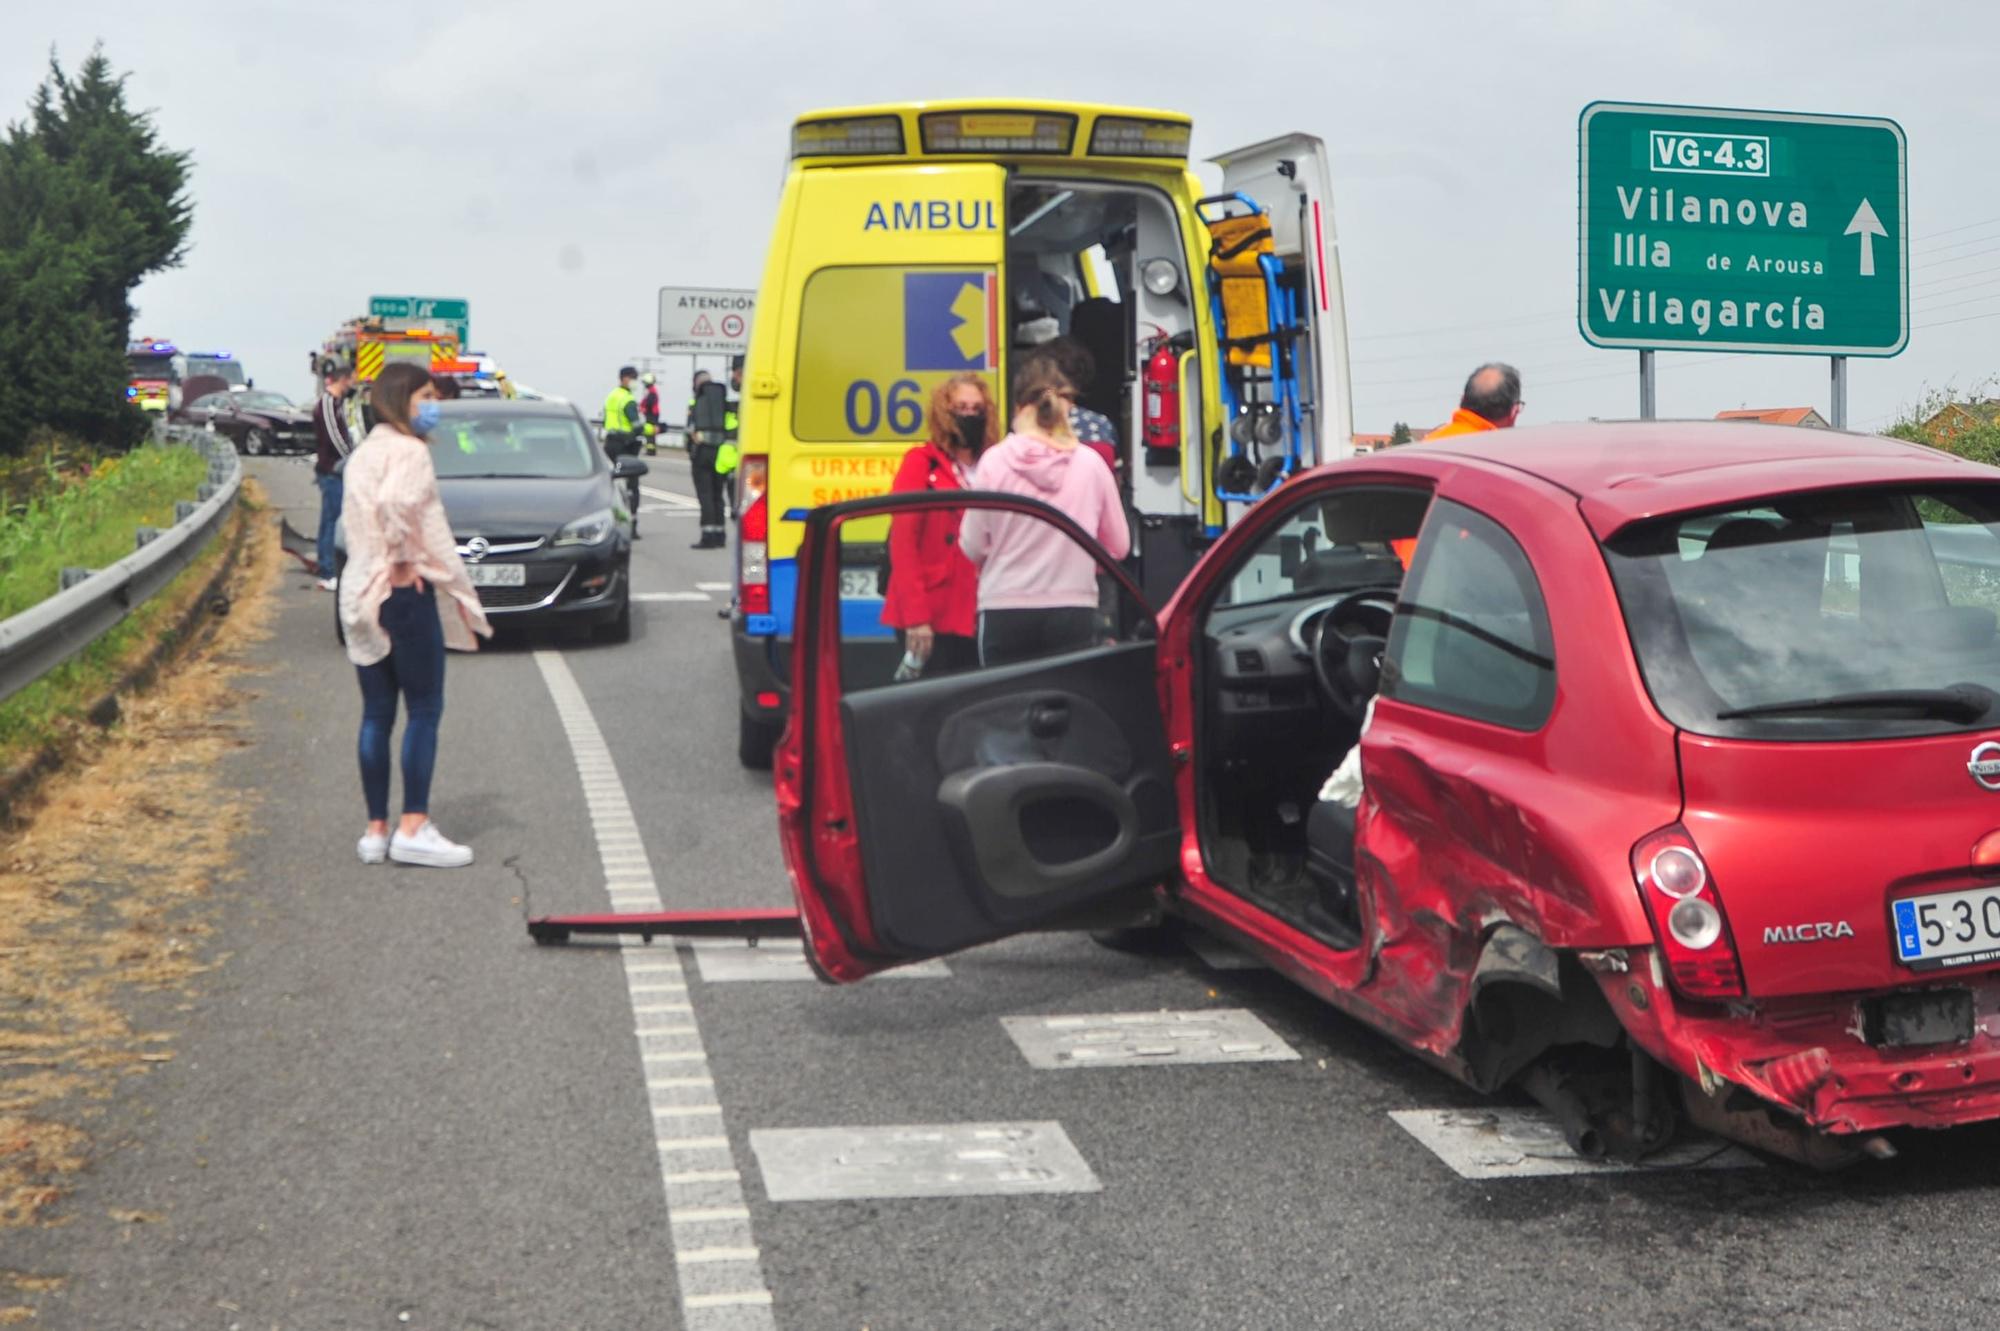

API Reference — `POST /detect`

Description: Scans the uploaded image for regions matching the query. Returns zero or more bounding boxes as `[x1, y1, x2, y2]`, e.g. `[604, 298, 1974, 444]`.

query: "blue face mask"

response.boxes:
[412, 400, 442, 436]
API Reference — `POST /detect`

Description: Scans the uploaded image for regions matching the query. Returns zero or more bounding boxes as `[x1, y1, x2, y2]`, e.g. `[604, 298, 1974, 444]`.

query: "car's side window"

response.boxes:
[1382, 498, 1555, 730]
[830, 495, 1150, 695]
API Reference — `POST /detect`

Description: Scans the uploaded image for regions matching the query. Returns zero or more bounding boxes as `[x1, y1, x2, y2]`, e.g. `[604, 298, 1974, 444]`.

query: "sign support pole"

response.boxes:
[1638, 350, 1656, 420]
[1830, 356, 1849, 429]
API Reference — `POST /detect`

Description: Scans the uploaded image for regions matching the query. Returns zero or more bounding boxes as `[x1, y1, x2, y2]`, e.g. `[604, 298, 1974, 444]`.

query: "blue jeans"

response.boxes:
[316, 472, 343, 578]
[356, 585, 445, 821]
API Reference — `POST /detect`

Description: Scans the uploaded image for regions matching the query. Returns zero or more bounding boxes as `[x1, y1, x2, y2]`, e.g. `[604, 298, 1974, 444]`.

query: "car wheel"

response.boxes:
[594, 596, 632, 644]
[245, 427, 271, 456]
[737, 711, 780, 770]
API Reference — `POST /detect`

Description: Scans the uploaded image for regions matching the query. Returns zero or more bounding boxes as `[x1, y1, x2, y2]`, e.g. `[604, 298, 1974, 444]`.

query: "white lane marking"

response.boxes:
[1001, 1009, 1300, 1069]
[533, 651, 777, 1331]
[689, 938, 950, 982]
[665, 1169, 740, 1184]
[695, 581, 732, 591]
[634, 591, 712, 602]
[641, 485, 701, 508]
[1387, 1108, 1763, 1179]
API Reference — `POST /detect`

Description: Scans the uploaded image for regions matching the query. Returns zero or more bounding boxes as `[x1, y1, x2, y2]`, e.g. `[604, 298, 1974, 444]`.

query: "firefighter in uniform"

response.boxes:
[602, 365, 644, 536]
[687, 369, 730, 548]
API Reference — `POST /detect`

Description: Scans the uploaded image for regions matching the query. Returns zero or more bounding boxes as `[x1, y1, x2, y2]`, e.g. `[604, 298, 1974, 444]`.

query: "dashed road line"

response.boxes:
[695, 581, 732, 591]
[534, 650, 777, 1330]
[634, 591, 712, 602]
[1000, 1009, 1300, 1068]
[641, 485, 701, 508]
[1388, 1107, 1762, 1179]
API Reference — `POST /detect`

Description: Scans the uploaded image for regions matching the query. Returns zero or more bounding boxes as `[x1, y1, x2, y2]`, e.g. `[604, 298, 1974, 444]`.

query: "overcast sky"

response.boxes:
[13, 0, 2000, 434]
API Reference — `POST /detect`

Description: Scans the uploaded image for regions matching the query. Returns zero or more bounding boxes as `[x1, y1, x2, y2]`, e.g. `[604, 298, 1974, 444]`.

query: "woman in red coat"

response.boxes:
[881, 373, 997, 677]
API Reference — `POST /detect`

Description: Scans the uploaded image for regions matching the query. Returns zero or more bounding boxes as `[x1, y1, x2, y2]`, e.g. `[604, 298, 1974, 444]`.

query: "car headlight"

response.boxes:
[555, 507, 616, 547]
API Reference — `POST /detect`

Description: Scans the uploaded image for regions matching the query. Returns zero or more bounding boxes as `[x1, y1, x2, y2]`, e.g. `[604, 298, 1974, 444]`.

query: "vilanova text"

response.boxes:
[1596, 183, 1827, 335]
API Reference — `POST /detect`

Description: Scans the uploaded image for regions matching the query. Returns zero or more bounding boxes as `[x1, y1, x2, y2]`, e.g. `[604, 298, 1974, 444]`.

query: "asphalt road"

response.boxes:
[21, 450, 2000, 1330]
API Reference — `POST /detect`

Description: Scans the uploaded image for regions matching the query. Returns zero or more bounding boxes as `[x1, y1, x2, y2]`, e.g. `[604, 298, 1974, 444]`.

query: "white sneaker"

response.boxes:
[389, 821, 474, 868]
[317, 577, 337, 591]
[357, 831, 388, 864]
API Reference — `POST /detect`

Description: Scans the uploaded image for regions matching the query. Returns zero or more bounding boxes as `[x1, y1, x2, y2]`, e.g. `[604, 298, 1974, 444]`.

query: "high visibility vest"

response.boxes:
[603, 386, 636, 435]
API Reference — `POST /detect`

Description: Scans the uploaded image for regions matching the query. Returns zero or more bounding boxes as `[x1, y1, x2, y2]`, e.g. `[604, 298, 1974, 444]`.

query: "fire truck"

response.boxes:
[125, 337, 187, 413]
[313, 317, 460, 383]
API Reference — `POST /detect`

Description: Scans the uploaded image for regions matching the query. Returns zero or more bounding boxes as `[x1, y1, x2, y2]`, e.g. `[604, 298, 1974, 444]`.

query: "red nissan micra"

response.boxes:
[770, 422, 2000, 1166]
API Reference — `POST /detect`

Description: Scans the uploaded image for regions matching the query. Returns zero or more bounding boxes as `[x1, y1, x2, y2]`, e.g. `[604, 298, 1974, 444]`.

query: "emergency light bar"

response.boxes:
[791, 115, 904, 158]
[1088, 116, 1192, 159]
[920, 111, 1075, 155]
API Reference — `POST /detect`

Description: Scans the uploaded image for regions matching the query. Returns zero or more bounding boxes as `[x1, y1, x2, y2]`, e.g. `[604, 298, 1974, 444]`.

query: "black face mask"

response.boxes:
[951, 410, 986, 451]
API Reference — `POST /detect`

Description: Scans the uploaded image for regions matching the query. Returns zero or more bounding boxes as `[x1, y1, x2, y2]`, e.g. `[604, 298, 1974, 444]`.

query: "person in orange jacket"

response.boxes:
[1426, 363, 1522, 439]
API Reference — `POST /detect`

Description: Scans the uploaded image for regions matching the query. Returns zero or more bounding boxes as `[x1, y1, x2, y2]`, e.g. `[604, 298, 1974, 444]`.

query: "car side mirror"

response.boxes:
[613, 456, 650, 479]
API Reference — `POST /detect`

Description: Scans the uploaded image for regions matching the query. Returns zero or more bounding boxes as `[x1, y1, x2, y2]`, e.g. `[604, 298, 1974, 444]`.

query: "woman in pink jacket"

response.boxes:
[960, 358, 1130, 667]
[337, 361, 492, 868]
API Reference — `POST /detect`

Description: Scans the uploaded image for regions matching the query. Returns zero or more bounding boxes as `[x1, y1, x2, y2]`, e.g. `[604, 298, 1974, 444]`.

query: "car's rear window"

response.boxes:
[1604, 485, 2000, 739]
[431, 412, 599, 480]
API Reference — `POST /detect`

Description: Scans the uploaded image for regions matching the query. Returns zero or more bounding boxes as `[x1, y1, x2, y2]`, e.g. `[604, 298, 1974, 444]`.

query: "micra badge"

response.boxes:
[1763, 922, 1856, 944]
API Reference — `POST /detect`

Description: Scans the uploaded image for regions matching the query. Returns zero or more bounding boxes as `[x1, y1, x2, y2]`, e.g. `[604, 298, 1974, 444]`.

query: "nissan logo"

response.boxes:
[1970, 741, 2000, 791]
[464, 536, 489, 563]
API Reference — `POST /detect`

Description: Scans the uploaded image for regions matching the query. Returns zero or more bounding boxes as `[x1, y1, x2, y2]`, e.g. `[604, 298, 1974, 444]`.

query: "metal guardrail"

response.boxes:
[0, 424, 243, 704]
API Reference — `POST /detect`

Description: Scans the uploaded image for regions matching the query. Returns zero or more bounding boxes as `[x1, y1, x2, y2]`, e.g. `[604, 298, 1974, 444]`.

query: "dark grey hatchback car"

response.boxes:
[336, 399, 645, 642]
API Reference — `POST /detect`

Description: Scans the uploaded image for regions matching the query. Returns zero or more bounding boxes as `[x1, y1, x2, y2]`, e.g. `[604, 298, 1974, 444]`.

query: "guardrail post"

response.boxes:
[135, 526, 161, 548]
[175, 500, 198, 523]
[59, 567, 95, 591]
[197, 482, 217, 502]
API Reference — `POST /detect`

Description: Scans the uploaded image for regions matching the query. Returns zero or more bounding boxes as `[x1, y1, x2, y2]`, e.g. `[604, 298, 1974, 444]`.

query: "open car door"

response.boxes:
[1210, 134, 1354, 464]
[775, 490, 1182, 982]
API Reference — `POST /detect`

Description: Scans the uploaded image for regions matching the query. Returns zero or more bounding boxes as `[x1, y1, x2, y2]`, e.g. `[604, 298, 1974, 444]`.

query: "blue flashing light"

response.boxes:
[125, 386, 137, 397]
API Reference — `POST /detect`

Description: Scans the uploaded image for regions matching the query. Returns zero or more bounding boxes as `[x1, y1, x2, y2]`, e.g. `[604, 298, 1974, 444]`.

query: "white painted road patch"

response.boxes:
[689, 938, 949, 982]
[1002, 1009, 1299, 1069]
[1388, 1107, 1763, 1180]
[634, 591, 712, 602]
[751, 1122, 1101, 1202]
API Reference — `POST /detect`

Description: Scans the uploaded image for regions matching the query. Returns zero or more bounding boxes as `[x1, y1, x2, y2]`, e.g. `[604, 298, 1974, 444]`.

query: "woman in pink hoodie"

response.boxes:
[960, 358, 1130, 667]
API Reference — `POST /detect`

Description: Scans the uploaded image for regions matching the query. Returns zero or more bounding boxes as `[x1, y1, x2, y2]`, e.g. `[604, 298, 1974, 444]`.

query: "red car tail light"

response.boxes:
[1633, 825, 1745, 1000]
[738, 472, 769, 616]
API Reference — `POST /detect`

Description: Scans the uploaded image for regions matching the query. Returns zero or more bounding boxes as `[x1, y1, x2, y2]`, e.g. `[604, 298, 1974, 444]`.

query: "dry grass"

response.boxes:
[0, 486, 278, 1323]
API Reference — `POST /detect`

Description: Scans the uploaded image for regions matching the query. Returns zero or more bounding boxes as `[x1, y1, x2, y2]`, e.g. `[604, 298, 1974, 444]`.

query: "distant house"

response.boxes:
[1714, 407, 1830, 429]
[1921, 400, 2000, 444]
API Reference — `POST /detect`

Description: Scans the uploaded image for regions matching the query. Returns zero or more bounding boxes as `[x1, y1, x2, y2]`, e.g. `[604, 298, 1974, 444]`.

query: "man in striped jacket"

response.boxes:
[313, 365, 356, 589]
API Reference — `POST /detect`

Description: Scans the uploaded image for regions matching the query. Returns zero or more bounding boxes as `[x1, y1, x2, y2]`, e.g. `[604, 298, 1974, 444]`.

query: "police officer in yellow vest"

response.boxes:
[603, 365, 644, 536]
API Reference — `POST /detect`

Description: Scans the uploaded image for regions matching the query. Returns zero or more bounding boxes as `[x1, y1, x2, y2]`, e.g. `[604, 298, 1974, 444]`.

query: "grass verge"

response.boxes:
[0, 476, 251, 773]
[0, 485, 277, 1323]
[0, 443, 209, 621]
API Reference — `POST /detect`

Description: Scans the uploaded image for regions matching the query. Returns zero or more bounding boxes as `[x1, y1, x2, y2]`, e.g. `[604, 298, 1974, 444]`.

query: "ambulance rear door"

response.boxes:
[1209, 136, 1353, 463]
[767, 162, 1008, 647]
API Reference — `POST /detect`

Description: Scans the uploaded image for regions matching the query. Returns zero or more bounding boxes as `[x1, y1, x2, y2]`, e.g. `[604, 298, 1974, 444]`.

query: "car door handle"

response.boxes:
[1027, 699, 1070, 739]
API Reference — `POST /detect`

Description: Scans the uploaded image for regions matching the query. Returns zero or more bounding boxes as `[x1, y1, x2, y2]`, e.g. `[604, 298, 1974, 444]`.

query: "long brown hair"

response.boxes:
[925, 373, 998, 454]
[371, 361, 431, 434]
[1010, 356, 1076, 438]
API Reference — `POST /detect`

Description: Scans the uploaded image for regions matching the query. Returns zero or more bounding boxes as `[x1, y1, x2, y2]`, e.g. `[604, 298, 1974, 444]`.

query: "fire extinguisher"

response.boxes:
[1142, 334, 1186, 466]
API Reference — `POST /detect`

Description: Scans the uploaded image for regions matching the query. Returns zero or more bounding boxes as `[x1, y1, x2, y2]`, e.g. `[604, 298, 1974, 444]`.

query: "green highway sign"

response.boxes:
[369, 295, 470, 346]
[1579, 102, 1907, 356]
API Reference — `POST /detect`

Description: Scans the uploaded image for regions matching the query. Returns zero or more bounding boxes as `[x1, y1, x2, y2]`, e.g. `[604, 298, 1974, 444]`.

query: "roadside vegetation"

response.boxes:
[0, 440, 206, 619]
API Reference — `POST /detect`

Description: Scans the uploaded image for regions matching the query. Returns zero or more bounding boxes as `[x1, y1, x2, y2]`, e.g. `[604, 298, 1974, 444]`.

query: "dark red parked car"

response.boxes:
[768, 422, 2000, 1166]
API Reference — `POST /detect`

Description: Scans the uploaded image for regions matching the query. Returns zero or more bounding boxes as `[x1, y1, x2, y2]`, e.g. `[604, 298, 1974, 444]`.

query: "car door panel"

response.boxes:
[844, 643, 1177, 955]
[778, 490, 1178, 981]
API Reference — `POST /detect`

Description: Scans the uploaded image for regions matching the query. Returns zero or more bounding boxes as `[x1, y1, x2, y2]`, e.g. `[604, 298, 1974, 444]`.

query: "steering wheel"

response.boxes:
[1299, 587, 1398, 722]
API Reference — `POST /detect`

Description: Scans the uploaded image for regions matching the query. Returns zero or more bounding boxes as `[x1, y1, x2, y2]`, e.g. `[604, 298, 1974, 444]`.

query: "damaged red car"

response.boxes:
[563, 421, 2000, 1167]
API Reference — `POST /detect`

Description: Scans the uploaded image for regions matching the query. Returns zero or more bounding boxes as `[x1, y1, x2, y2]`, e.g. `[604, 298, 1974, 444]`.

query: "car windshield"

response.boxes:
[232, 391, 292, 410]
[190, 359, 247, 386]
[1213, 486, 1431, 608]
[1604, 484, 2000, 739]
[430, 410, 600, 480]
[127, 354, 174, 378]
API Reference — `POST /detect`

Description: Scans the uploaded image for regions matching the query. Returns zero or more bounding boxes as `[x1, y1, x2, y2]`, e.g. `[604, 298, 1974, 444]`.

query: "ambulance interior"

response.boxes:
[1003, 180, 1194, 477]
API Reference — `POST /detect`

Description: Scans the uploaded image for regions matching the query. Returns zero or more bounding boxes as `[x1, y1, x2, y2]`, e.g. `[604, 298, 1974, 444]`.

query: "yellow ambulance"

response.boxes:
[730, 99, 1353, 766]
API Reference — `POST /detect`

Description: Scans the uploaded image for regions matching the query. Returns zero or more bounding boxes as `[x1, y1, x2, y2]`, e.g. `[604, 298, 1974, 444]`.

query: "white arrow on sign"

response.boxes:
[1845, 198, 1887, 277]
